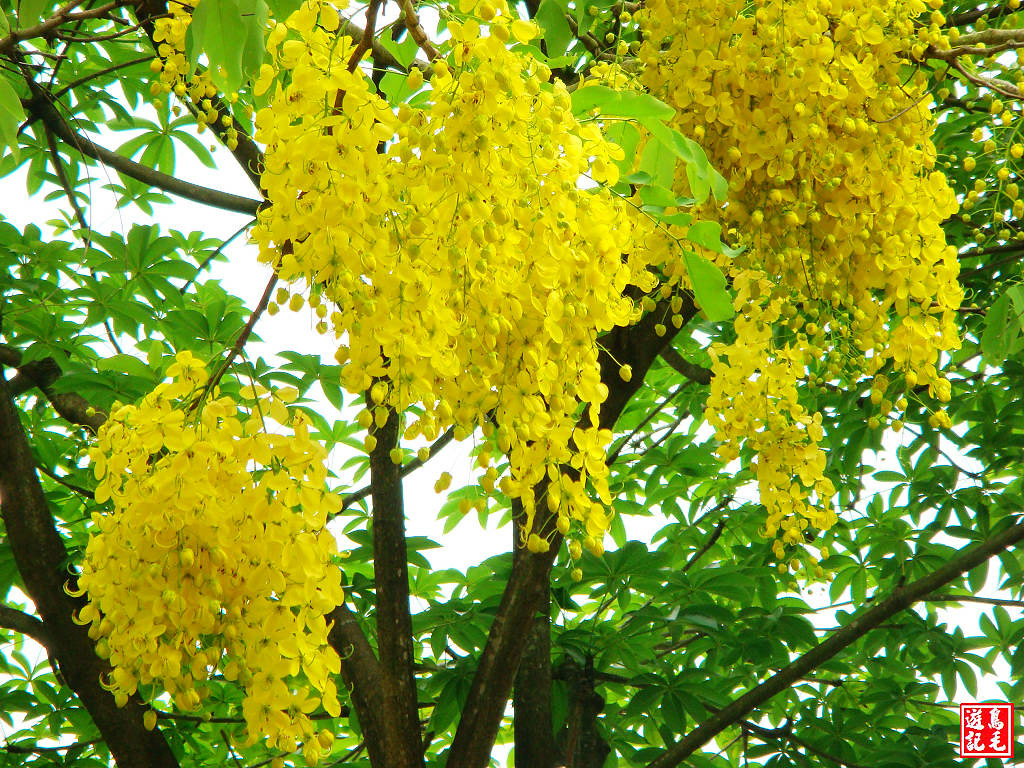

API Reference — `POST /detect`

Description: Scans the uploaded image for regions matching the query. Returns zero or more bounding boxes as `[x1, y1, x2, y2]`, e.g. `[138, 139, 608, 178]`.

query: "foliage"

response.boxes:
[1, 1, 1024, 768]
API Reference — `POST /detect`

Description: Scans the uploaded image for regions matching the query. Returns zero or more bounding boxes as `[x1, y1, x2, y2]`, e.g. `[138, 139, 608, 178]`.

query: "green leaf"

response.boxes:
[640, 118, 728, 202]
[605, 120, 640, 174]
[981, 293, 1015, 364]
[265, 0, 303, 17]
[0, 71, 25, 158]
[16, 0, 49, 26]
[187, 0, 268, 93]
[686, 220, 741, 257]
[536, 0, 573, 56]
[571, 85, 675, 122]
[380, 31, 420, 70]
[637, 137, 676, 189]
[681, 250, 733, 322]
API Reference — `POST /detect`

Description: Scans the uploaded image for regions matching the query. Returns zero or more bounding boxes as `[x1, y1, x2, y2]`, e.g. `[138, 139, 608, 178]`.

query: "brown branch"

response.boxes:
[52, 55, 152, 100]
[400, 0, 438, 62]
[326, 602, 391, 767]
[347, 0, 385, 71]
[948, 57, 1022, 100]
[339, 425, 457, 513]
[643, 515, 1024, 768]
[197, 271, 278, 405]
[739, 718, 870, 768]
[681, 521, 725, 573]
[927, 593, 1024, 608]
[3, 739, 102, 755]
[338, 16, 430, 74]
[366, 395, 423, 768]
[54, 19, 145, 43]
[946, 4, 1021, 27]
[0, 345, 107, 431]
[25, 84, 262, 215]
[0, 0, 131, 55]
[606, 380, 691, 465]
[36, 462, 95, 499]
[0, 372, 179, 768]
[0, 605, 51, 646]
[448, 294, 695, 768]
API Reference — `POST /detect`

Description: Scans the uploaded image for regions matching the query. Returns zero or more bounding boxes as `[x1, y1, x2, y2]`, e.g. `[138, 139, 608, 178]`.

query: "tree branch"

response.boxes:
[0, 371, 179, 768]
[644, 516, 1024, 768]
[339, 425, 457, 513]
[400, 0, 438, 62]
[448, 296, 696, 768]
[25, 85, 262, 215]
[367, 396, 423, 768]
[0, 345, 107, 431]
[927, 593, 1024, 608]
[0, 0, 131, 55]
[681, 521, 725, 573]
[338, 16, 429, 73]
[513, 510, 556, 768]
[0, 604, 51, 646]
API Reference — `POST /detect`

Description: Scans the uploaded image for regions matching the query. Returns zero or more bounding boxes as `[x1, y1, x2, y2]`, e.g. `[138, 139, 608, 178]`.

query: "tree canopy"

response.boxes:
[1, 0, 1024, 766]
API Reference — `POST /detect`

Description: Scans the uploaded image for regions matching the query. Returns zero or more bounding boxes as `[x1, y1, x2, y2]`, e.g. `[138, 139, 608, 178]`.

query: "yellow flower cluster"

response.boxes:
[250, 0, 658, 547]
[641, 0, 962, 556]
[149, 0, 240, 146]
[77, 352, 343, 760]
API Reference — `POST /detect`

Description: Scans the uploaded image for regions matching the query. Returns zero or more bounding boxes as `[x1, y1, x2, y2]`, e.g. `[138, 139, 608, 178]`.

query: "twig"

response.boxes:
[347, 0, 385, 71]
[660, 347, 712, 385]
[52, 55, 151, 100]
[179, 221, 253, 295]
[0, 0, 130, 55]
[927, 593, 1024, 608]
[36, 463, 95, 499]
[197, 271, 279, 403]
[606, 380, 691, 465]
[681, 521, 725, 573]
[338, 16, 430, 74]
[339, 425, 457, 513]
[26, 83, 262, 215]
[400, 0, 438, 61]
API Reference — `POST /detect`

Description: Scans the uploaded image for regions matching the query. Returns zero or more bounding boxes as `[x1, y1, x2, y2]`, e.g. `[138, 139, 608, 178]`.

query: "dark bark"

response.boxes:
[557, 658, 609, 768]
[368, 400, 424, 768]
[327, 603, 391, 767]
[449, 296, 693, 768]
[512, 511, 556, 768]
[0, 371, 179, 768]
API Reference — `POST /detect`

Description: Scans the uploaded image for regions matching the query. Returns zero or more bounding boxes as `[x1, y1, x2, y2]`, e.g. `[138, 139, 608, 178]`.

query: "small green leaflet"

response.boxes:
[686, 220, 742, 257]
[641, 117, 728, 203]
[981, 284, 1024, 364]
[682, 250, 733, 323]
[535, 0, 573, 56]
[0, 71, 24, 159]
[187, 0, 268, 93]
[571, 85, 675, 121]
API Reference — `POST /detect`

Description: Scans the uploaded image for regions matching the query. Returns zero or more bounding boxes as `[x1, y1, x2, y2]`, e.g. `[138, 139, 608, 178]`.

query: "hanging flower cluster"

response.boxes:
[640, 0, 962, 558]
[77, 352, 343, 761]
[250, 0, 660, 552]
[149, 0, 241, 146]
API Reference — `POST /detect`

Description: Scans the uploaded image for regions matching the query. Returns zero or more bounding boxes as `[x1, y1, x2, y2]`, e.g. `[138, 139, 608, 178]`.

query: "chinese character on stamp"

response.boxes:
[960, 703, 1014, 759]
